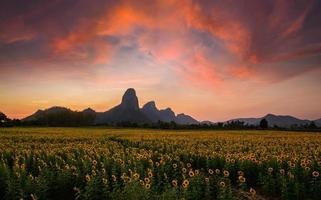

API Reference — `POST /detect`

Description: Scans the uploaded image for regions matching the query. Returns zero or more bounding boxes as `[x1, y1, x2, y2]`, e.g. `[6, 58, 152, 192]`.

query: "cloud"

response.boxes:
[0, 0, 321, 88]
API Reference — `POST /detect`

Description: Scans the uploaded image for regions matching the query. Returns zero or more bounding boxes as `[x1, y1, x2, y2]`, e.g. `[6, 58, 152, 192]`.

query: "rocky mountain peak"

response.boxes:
[142, 101, 157, 111]
[120, 88, 139, 110]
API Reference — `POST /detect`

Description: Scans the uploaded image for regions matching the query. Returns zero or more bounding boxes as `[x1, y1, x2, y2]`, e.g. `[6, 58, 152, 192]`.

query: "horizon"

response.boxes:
[3, 87, 321, 122]
[1, 0, 321, 122]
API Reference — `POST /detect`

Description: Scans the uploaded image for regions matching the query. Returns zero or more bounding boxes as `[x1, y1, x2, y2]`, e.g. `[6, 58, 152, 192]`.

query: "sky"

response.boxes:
[0, 0, 321, 122]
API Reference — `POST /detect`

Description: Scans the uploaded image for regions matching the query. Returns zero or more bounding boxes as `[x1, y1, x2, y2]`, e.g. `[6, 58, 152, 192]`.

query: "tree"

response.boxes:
[0, 112, 8, 122]
[259, 118, 268, 129]
[308, 121, 317, 129]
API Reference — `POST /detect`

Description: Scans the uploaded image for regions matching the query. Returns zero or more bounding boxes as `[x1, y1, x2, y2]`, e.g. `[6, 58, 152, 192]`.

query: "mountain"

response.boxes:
[228, 114, 312, 128]
[22, 106, 96, 126]
[175, 113, 199, 125]
[314, 118, 321, 127]
[23, 106, 71, 121]
[141, 101, 198, 124]
[95, 88, 150, 124]
[141, 101, 176, 123]
[22, 88, 198, 126]
[159, 108, 176, 122]
[264, 114, 310, 128]
[141, 101, 161, 122]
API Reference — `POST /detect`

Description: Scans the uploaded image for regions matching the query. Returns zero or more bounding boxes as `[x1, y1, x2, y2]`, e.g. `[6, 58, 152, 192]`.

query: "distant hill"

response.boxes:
[315, 118, 321, 127]
[19, 88, 321, 127]
[227, 114, 313, 128]
[22, 106, 96, 126]
[175, 113, 199, 125]
[23, 88, 199, 126]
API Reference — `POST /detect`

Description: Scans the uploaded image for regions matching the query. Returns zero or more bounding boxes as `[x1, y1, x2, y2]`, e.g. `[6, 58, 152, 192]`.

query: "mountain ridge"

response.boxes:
[22, 88, 199, 125]
[17, 88, 321, 127]
[227, 114, 316, 128]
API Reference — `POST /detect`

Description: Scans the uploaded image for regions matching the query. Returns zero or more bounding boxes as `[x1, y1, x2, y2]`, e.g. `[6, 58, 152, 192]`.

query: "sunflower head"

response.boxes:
[312, 171, 320, 178]
[223, 170, 230, 177]
[250, 188, 256, 195]
[172, 180, 178, 187]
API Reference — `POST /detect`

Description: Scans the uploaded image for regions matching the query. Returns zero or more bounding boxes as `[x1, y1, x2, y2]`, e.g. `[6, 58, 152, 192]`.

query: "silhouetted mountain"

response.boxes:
[95, 88, 150, 124]
[175, 113, 199, 125]
[159, 108, 176, 122]
[82, 108, 96, 114]
[22, 88, 320, 128]
[141, 101, 198, 124]
[23, 106, 71, 121]
[313, 118, 321, 127]
[264, 114, 310, 128]
[228, 114, 312, 128]
[22, 88, 199, 126]
[201, 120, 215, 125]
[22, 106, 95, 126]
[141, 101, 161, 122]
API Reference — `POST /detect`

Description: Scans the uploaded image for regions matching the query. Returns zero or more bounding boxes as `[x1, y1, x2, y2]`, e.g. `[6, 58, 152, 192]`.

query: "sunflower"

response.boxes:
[172, 179, 178, 187]
[92, 160, 97, 166]
[145, 183, 151, 189]
[268, 167, 273, 173]
[195, 169, 200, 176]
[237, 171, 244, 176]
[73, 187, 80, 193]
[249, 188, 256, 195]
[208, 169, 214, 175]
[144, 177, 151, 184]
[133, 173, 140, 180]
[205, 177, 210, 183]
[187, 163, 192, 168]
[139, 180, 145, 186]
[219, 181, 225, 188]
[173, 163, 177, 169]
[182, 179, 189, 188]
[279, 169, 285, 174]
[111, 175, 117, 182]
[85, 174, 91, 182]
[189, 170, 195, 177]
[30, 194, 37, 200]
[148, 171, 153, 178]
[223, 170, 230, 177]
[102, 178, 108, 184]
[182, 167, 187, 173]
[238, 176, 246, 183]
[215, 169, 220, 174]
[312, 171, 320, 178]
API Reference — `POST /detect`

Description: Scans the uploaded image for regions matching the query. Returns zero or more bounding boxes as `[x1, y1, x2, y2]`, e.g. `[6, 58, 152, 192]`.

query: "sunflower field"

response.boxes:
[0, 127, 320, 200]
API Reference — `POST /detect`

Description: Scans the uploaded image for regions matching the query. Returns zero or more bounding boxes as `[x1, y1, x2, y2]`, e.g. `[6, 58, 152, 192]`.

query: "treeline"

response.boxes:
[0, 111, 95, 127]
[111, 119, 321, 131]
[1, 111, 320, 131]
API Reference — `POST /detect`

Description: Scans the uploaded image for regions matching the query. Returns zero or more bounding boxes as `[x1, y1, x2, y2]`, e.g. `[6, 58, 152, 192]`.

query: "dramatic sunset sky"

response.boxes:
[1, 0, 321, 121]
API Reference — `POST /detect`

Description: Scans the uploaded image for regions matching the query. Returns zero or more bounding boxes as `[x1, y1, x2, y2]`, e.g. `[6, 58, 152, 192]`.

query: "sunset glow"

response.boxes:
[1, 0, 321, 121]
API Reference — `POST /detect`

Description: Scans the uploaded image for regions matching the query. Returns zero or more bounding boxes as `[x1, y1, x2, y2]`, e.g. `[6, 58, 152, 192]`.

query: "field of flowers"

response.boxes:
[0, 127, 320, 200]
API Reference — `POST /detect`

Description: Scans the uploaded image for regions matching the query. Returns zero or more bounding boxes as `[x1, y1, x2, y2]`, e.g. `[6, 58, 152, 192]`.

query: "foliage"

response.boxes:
[259, 119, 268, 129]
